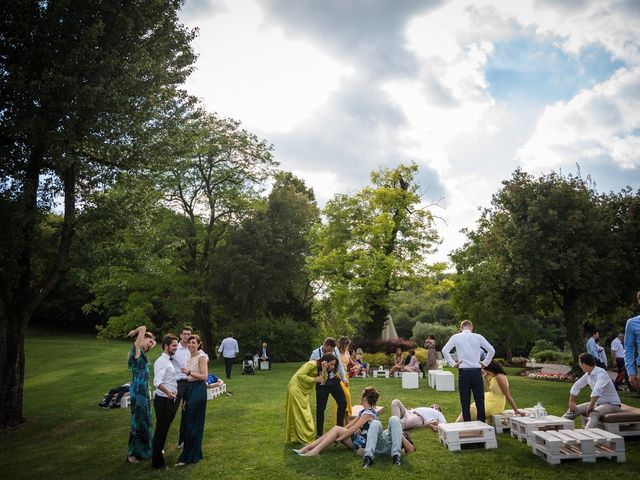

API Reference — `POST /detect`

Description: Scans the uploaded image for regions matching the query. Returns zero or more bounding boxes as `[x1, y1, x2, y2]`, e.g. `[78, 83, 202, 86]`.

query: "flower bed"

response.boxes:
[527, 371, 576, 382]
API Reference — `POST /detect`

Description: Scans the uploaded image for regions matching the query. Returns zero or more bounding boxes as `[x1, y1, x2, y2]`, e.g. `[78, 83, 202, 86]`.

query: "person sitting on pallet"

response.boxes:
[563, 352, 621, 428]
[99, 382, 131, 408]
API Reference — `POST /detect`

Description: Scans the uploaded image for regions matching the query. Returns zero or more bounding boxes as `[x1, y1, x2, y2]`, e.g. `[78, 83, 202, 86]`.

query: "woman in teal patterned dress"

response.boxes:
[126, 326, 156, 464]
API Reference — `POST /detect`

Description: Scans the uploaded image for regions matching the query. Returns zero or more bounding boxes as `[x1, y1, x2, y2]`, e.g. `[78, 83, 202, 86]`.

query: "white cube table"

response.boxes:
[493, 408, 536, 433]
[402, 371, 419, 389]
[428, 370, 439, 388]
[438, 421, 497, 451]
[531, 428, 625, 464]
[435, 371, 455, 391]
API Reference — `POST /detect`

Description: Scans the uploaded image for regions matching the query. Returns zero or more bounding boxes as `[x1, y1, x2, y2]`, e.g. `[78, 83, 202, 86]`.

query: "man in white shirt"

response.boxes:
[173, 326, 192, 447]
[217, 332, 239, 379]
[610, 333, 628, 391]
[442, 320, 495, 422]
[390, 398, 446, 431]
[563, 352, 621, 428]
[152, 334, 179, 469]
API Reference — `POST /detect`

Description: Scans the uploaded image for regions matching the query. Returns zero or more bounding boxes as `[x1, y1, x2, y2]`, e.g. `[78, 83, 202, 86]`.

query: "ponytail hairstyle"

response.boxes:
[360, 387, 379, 407]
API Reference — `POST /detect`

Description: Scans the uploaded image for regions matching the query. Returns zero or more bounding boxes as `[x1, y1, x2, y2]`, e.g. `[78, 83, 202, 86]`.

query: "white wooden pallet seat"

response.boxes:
[438, 421, 497, 451]
[531, 428, 625, 464]
[492, 408, 536, 434]
[392, 371, 424, 378]
[598, 403, 640, 437]
[510, 415, 574, 445]
[206, 382, 227, 400]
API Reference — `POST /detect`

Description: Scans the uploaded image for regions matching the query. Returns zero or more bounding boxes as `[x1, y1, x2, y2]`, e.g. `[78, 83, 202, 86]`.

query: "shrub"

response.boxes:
[411, 322, 457, 346]
[533, 350, 573, 365]
[414, 347, 427, 365]
[233, 315, 317, 362]
[529, 339, 559, 357]
[509, 356, 528, 366]
[363, 352, 394, 368]
[492, 357, 506, 367]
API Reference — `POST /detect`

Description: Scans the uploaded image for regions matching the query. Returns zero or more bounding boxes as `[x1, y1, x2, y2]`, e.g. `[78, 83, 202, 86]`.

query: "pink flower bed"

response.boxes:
[527, 371, 576, 382]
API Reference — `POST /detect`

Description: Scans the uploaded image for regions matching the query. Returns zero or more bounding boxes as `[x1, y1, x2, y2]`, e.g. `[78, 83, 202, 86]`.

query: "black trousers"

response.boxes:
[315, 379, 346, 436]
[100, 385, 128, 407]
[459, 368, 485, 422]
[176, 379, 189, 445]
[614, 357, 629, 388]
[152, 395, 179, 468]
[224, 357, 234, 379]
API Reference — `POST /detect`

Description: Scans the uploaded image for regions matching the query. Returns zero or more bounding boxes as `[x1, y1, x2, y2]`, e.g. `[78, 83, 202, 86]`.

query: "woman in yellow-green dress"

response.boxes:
[455, 361, 526, 421]
[285, 354, 337, 444]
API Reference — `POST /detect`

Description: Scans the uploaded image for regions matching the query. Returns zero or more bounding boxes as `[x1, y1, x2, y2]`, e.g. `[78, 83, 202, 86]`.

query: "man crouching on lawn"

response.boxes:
[360, 416, 415, 468]
[563, 352, 621, 428]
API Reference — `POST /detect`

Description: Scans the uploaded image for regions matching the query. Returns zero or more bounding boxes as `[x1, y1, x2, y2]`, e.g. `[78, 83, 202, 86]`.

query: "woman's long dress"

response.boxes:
[426, 340, 438, 370]
[285, 361, 317, 444]
[470, 375, 507, 420]
[128, 346, 152, 459]
[179, 352, 208, 464]
[333, 352, 353, 422]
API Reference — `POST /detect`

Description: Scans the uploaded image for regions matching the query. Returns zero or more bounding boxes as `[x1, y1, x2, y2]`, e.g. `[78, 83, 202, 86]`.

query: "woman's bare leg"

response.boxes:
[302, 426, 348, 456]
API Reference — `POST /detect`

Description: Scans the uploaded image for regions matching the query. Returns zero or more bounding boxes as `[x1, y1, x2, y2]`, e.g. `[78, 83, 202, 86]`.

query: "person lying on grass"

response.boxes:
[293, 387, 379, 456]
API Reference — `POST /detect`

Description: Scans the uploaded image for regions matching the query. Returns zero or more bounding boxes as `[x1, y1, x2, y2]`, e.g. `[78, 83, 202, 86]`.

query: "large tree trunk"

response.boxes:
[0, 163, 76, 428]
[561, 288, 582, 366]
[0, 311, 26, 428]
[367, 303, 389, 341]
[193, 300, 214, 355]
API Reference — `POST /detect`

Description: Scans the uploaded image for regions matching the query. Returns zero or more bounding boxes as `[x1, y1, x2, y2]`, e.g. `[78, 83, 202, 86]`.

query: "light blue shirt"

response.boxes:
[586, 336, 599, 359]
[624, 314, 640, 376]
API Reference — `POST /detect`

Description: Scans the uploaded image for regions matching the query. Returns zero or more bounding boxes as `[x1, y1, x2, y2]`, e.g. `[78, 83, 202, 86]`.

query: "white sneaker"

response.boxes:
[177, 442, 184, 449]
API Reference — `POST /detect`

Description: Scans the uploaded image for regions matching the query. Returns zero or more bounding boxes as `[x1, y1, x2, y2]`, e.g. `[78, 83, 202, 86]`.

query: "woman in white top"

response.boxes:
[176, 335, 209, 465]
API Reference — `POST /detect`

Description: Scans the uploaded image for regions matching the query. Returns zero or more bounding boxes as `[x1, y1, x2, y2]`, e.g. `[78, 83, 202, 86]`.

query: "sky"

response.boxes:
[179, 0, 640, 264]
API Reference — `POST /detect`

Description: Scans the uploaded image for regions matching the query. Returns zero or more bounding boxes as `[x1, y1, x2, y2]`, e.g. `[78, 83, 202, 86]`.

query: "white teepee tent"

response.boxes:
[381, 315, 399, 341]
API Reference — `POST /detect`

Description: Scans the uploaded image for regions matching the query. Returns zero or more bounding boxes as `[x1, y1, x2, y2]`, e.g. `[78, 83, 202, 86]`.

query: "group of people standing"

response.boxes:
[125, 325, 209, 469]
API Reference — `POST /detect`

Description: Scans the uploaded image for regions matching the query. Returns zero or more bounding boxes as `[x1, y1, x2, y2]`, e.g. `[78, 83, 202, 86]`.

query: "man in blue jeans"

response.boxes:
[442, 320, 495, 422]
[361, 416, 416, 468]
[624, 290, 640, 391]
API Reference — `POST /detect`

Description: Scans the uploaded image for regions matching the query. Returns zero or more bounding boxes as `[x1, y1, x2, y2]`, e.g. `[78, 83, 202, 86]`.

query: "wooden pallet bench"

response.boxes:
[206, 383, 227, 400]
[531, 428, 625, 464]
[492, 408, 536, 434]
[393, 371, 424, 378]
[438, 421, 497, 451]
[510, 415, 574, 445]
[598, 404, 640, 437]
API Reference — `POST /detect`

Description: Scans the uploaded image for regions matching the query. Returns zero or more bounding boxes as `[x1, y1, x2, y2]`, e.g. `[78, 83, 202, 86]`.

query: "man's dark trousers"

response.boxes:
[176, 379, 189, 445]
[315, 377, 346, 436]
[614, 357, 629, 389]
[224, 357, 234, 379]
[152, 395, 179, 468]
[459, 368, 485, 422]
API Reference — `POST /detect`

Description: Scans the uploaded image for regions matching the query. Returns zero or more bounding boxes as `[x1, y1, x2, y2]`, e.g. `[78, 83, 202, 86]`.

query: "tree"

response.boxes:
[210, 172, 319, 329]
[308, 163, 440, 340]
[451, 169, 621, 363]
[0, 0, 196, 428]
[158, 113, 276, 352]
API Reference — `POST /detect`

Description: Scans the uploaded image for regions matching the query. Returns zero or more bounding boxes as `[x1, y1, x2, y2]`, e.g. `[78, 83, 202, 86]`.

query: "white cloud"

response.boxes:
[517, 66, 640, 171]
[182, 0, 352, 133]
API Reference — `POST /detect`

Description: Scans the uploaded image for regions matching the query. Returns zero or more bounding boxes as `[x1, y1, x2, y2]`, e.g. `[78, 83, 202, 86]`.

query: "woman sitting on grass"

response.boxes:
[293, 387, 379, 456]
[455, 360, 526, 422]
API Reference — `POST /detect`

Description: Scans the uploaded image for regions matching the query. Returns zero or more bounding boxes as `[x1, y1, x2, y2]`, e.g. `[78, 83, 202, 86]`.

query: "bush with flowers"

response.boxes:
[527, 371, 576, 382]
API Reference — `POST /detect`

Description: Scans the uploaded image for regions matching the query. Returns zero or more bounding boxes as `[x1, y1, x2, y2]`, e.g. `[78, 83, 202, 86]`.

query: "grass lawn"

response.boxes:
[0, 329, 639, 480]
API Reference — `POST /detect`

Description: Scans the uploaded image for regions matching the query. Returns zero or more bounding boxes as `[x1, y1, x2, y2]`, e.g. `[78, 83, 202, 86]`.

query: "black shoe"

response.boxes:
[392, 454, 401, 466]
[362, 456, 373, 468]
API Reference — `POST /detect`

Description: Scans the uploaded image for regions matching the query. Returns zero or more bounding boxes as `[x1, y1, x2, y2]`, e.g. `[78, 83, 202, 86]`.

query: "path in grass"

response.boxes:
[0, 329, 638, 480]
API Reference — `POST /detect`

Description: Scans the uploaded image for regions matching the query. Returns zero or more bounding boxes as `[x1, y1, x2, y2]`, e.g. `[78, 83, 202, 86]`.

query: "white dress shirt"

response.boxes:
[218, 337, 239, 358]
[154, 352, 178, 397]
[569, 366, 621, 406]
[442, 329, 495, 368]
[611, 338, 624, 359]
[412, 407, 446, 425]
[173, 342, 191, 380]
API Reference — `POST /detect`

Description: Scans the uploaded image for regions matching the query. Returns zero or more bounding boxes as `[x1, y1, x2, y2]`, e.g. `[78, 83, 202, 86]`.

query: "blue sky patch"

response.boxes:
[485, 36, 625, 104]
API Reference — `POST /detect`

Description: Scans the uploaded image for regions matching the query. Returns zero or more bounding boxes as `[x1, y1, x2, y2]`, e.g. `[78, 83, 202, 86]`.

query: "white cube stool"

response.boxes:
[402, 372, 419, 389]
[435, 371, 455, 391]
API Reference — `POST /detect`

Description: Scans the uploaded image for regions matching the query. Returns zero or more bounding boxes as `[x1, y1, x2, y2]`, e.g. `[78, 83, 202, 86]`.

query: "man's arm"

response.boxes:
[441, 336, 456, 367]
[334, 347, 347, 383]
[624, 319, 639, 388]
[479, 335, 495, 366]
